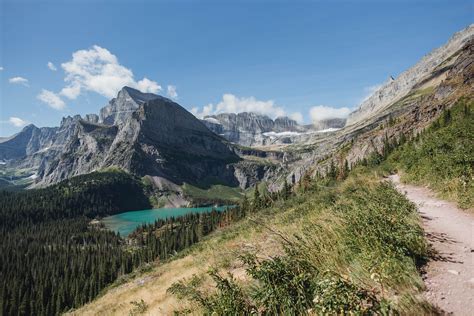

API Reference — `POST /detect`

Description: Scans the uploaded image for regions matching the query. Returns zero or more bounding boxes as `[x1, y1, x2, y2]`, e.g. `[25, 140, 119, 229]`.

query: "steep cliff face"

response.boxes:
[125, 97, 240, 186]
[201, 112, 348, 146]
[312, 118, 346, 131]
[35, 88, 242, 188]
[201, 112, 309, 146]
[347, 25, 473, 126]
[0, 125, 58, 161]
[281, 36, 474, 188]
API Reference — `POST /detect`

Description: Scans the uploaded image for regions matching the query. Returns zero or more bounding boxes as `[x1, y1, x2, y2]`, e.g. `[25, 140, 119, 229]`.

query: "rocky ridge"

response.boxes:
[201, 113, 344, 146]
[347, 24, 474, 126]
[34, 87, 244, 189]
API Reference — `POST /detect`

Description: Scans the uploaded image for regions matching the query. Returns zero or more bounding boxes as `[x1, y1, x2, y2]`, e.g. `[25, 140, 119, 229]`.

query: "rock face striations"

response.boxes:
[201, 112, 310, 146]
[311, 118, 346, 131]
[33, 87, 241, 187]
[99, 87, 162, 126]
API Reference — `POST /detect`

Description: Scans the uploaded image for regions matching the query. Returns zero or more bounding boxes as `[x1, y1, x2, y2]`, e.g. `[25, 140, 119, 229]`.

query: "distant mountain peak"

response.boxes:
[202, 111, 308, 146]
[120, 86, 163, 105]
[100, 86, 166, 126]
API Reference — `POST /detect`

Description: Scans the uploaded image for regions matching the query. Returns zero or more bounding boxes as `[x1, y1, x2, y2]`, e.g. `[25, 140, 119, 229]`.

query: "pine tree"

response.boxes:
[443, 108, 452, 125]
[253, 184, 262, 209]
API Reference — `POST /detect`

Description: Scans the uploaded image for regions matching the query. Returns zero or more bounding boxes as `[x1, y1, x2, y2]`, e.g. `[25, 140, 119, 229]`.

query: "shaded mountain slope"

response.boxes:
[37, 88, 241, 188]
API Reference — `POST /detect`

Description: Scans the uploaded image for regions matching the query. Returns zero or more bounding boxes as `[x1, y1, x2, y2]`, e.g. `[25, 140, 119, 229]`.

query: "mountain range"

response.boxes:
[0, 25, 473, 207]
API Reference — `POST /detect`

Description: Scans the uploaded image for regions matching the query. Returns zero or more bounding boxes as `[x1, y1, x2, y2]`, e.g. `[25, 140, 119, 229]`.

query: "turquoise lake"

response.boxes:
[102, 206, 231, 237]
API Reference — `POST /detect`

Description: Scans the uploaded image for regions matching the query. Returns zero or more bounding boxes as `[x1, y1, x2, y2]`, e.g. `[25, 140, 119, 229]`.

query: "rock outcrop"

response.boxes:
[99, 87, 161, 126]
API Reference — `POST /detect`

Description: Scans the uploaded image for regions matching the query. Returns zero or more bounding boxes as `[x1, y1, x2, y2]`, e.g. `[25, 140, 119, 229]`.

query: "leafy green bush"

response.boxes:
[242, 253, 315, 314]
[168, 272, 256, 315]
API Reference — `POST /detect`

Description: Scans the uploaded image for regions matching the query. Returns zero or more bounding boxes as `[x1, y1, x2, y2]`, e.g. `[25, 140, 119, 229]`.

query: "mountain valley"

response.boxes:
[1, 20, 473, 316]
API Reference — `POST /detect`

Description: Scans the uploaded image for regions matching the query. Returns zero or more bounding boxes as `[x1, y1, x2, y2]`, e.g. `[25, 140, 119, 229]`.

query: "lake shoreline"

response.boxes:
[102, 205, 233, 237]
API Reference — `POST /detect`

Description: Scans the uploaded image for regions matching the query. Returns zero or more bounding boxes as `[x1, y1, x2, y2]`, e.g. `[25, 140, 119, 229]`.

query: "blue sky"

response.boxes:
[0, 0, 472, 136]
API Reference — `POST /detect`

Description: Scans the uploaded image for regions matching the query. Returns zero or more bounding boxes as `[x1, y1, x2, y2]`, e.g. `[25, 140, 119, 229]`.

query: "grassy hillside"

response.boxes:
[388, 98, 473, 209]
[72, 169, 433, 315]
[70, 97, 474, 315]
[168, 171, 430, 314]
[182, 183, 244, 205]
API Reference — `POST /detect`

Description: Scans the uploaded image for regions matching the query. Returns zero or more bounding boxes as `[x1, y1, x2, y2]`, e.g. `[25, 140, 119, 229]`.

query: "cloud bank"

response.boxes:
[37, 45, 168, 110]
[309, 105, 352, 122]
[191, 94, 303, 123]
[60, 45, 161, 99]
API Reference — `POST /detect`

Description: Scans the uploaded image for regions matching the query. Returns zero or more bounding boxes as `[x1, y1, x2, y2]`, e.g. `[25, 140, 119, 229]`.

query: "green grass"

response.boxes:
[390, 86, 435, 110]
[182, 183, 244, 203]
[0, 166, 36, 188]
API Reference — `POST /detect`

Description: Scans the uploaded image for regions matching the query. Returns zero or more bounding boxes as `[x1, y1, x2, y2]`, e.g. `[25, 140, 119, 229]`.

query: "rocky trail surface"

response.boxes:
[390, 174, 474, 315]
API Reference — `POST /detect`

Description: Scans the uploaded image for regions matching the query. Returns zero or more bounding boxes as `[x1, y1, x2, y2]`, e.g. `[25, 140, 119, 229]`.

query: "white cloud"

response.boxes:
[9, 77, 29, 86]
[137, 78, 161, 95]
[47, 61, 57, 71]
[289, 112, 303, 124]
[309, 105, 352, 122]
[167, 85, 178, 99]
[59, 45, 161, 99]
[192, 94, 287, 119]
[60, 84, 81, 99]
[9, 117, 29, 127]
[37, 89, 66, 110]
[0, 67, 3, 71]
[191, 103, 214, 118]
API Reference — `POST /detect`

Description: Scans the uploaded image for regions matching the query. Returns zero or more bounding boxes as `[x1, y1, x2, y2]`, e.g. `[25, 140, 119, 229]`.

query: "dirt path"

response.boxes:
[390, 174, 474, 315]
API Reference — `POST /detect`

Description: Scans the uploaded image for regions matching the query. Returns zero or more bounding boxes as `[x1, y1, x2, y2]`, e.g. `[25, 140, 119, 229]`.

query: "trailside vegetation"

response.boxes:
[389, 98, 474, 209]
[168, 171, 430, 314]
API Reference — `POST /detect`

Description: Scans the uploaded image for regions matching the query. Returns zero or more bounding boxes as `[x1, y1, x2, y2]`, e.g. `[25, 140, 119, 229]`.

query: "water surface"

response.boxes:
[103, 206, 230, 237]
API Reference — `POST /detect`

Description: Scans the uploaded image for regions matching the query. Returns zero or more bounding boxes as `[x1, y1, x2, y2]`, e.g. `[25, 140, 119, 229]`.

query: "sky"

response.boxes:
[0, 0, 472, 136]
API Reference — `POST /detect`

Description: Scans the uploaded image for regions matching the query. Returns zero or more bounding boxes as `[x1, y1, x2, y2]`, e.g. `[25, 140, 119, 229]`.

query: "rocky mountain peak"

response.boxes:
[60, 115, 82, 127]
[99, 86, 162, 126]
[120, 86, 163, 105]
